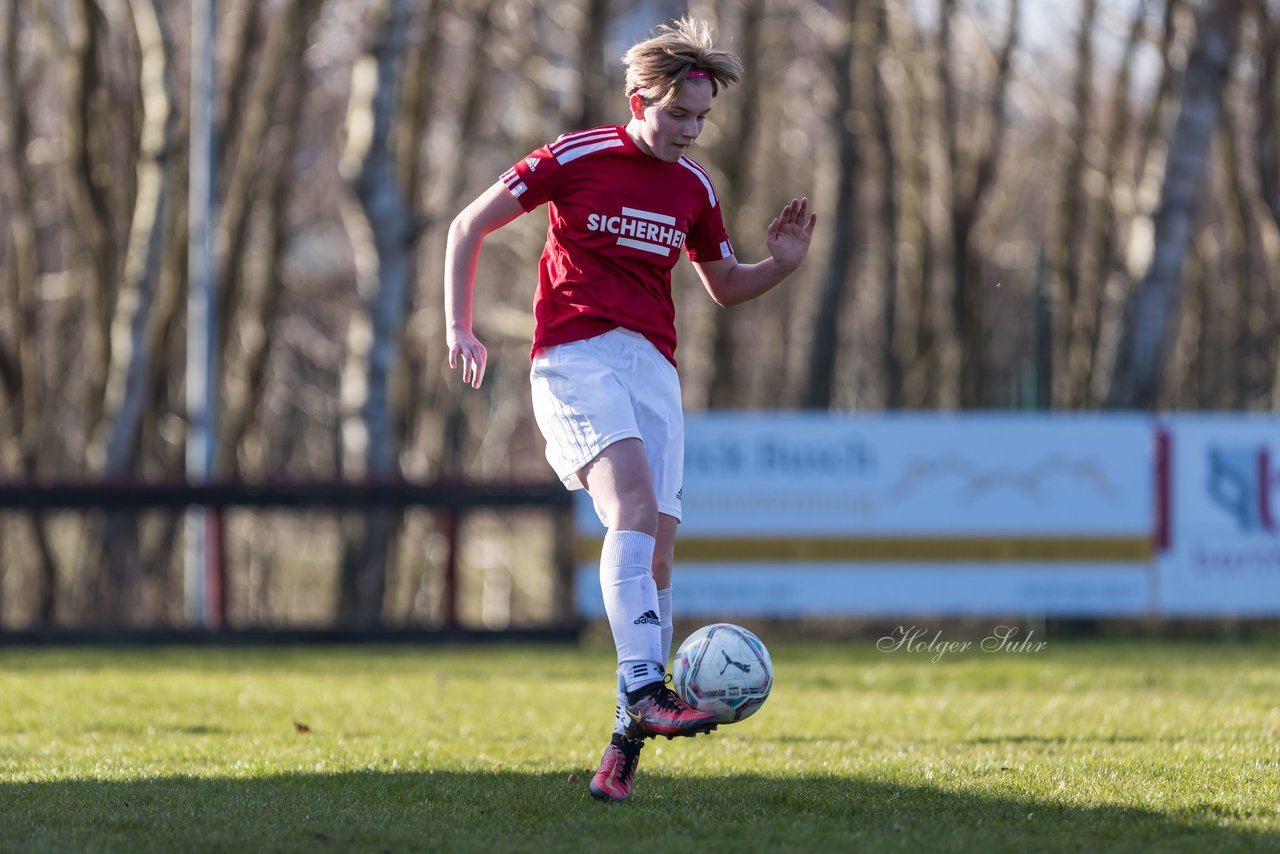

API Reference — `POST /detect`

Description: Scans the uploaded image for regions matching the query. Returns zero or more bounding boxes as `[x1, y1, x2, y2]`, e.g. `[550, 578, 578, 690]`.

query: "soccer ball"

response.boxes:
[671, 623, 773, 724]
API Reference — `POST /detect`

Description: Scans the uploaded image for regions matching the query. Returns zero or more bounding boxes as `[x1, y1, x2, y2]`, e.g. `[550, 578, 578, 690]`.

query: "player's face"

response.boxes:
[636, 79, 714, 162]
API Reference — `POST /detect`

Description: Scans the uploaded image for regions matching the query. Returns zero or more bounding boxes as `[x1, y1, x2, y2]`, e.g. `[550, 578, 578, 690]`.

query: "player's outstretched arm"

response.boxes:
[694, 197, 817, 308]
[443, 181, 525, 388]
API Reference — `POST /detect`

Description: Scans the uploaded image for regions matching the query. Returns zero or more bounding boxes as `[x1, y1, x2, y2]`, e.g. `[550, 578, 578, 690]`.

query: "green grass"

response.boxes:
[2, 636, 1279, 852]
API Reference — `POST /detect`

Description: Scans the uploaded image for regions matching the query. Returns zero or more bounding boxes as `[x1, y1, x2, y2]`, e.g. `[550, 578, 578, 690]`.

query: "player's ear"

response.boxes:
[629, 94, 646, 121]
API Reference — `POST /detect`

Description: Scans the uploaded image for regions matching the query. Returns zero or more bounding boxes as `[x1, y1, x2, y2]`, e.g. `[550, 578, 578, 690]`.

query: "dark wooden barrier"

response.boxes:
[0, 480, 576, 642]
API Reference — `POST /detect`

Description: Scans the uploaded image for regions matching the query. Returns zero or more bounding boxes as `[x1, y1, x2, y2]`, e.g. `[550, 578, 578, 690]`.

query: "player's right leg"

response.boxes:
[607, 512, 699, 742]
[529, 331, 713, 805]
[580, 441, 717, 741]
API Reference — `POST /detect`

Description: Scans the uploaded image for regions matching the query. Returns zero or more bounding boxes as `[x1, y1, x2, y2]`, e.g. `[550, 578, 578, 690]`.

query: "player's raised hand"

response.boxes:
[766, 197, 817, 271]
[447, 327, 487, 389]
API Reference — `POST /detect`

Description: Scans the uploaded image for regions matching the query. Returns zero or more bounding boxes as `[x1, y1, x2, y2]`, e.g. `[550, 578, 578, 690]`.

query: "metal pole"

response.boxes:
[186, 0, 218, 628]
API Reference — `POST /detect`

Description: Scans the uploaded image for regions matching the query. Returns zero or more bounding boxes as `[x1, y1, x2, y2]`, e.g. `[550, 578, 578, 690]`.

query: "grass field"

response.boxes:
[2, 633, 1279, 852]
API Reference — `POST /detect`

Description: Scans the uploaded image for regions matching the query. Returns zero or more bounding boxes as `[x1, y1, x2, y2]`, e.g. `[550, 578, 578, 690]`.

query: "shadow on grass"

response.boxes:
[4, 770, 1276, 853]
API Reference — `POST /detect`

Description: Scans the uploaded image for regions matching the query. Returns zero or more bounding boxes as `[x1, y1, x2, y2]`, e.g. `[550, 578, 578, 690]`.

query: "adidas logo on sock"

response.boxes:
[633, 609, 660, 626]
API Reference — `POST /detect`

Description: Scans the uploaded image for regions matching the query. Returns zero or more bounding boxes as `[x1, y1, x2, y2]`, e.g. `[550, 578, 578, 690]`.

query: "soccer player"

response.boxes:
[442, 17, 816, 802]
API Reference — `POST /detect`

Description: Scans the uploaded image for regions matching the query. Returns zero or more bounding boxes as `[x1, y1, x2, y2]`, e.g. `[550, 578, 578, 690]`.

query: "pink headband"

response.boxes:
[687, 70, 710, 79]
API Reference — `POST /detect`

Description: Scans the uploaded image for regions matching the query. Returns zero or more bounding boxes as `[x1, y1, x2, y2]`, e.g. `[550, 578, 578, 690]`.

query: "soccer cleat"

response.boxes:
[624, 684, 718, 740]
[589, 734, 644, 802]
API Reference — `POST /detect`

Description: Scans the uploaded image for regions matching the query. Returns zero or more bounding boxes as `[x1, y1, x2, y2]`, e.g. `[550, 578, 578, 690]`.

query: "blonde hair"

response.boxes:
[621, 17, 743, 108]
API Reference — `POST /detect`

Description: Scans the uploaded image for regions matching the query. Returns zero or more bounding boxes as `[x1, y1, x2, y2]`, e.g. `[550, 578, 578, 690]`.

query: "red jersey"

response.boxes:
[501, 125, 733, 365]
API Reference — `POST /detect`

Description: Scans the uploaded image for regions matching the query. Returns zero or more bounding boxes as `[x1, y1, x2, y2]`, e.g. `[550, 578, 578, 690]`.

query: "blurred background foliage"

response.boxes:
[0, 0, 1276, 629]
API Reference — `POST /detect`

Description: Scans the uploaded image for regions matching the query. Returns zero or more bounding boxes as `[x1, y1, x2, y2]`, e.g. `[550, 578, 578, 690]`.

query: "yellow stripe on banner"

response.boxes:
[576, 536, 1153, 565]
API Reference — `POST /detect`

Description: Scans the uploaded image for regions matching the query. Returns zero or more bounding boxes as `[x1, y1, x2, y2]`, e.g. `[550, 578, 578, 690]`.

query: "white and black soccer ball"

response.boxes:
[671, 623, 773, 724]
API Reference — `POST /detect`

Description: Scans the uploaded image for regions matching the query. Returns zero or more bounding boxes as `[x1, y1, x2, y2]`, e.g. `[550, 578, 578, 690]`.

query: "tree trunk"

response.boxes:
[0, 0, 61, 627]
[216, 0, 262, 181]
[1220, 99, 1273, 408]
[871, 0, 902, 409]
[89, 0, 173, 624]
[61, 0, 116, 442]
[1135, 0, 1189, 191]
[215, 0, 322, 413]
[338, 0, 416, 627]
[1106, 0, 1246, 409]
[570, 0, 610, 131]
[1252, 0, 1280, 404]
[218, 0, 326, 467]
[702, 0, 764, 410]
[410, 1, 496, 485]
[938, 0, 1018, 408]
[393, 0, 443, 475]
[802, 0, 859, 409]
[1084, 0, 1147, 407]
[1057, 0, 1097, 408]
[898, 9, 938, 409]
[98, 0, 172, 476]
[1258, 0, 1280, 228]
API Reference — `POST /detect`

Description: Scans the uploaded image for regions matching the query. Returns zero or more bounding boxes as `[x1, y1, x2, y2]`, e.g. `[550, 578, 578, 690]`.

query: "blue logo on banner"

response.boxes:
[1206, 447, 1277, 534]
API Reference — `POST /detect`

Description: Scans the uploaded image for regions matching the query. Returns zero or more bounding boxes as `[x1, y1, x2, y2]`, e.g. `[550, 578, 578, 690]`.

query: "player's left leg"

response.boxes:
[654, 513, 676, 665]
[589, 732, 644, 802]
[610, 514, 677, 738]
[613, 403, 713, 739]
[583, 444, 711, 742]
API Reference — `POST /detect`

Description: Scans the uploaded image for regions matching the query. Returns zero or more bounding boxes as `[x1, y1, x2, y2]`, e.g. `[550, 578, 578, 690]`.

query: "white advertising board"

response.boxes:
[575, 413, 1156, 617]
[1157, 415, 1280, 615]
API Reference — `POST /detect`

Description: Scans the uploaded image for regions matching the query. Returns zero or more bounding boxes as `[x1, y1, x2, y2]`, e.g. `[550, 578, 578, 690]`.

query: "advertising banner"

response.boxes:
[575, 413, 1156, 617]
[1157, 415, 1280, 615]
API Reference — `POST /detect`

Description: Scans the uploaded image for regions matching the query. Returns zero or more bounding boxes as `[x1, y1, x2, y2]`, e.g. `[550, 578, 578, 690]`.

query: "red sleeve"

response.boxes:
[500, 143, 560, 211]
[684, 196, 734, 263]
[681, 163, 734, 262]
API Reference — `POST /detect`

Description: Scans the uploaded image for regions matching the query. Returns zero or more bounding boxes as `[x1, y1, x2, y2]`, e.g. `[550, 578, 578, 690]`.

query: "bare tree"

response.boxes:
[88, 0, 173, 622]
[1256, 0, 1280, 230]
[338, 0, 417, 626]
[408, 0, 498, 485]
[802, 0, 861, 409]
[1055, 0, 1098, 408]
[1135, 0, 1190, 191]
[215, 0, 321, 417]
[1083, 0, 1149, 407]
[699, 0, 765, 409]
[896, 5, 940, 409]
[217, 0, 326, 466]
[937, 0, 1019, 408]
[0, 0, 61, 623]
[1253, 0, 1280, 404]
[216, 0, 263, 180]
[1107, 0, 1247, 409]
[871, 0, 903, 408]
[60, 0, 118, 440]
[97, 0, 172, 476]
[1219, 92, 1275, 408]
[570, 0, 611, 131]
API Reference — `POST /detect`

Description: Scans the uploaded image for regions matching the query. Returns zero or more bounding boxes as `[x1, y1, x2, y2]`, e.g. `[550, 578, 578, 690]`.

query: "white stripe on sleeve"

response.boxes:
[678, 158, 717, 207]
[555, 139, 623, 165]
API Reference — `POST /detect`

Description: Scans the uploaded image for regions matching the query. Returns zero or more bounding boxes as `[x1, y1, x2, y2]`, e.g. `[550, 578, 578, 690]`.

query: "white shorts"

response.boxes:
[530, 328, 684, 525]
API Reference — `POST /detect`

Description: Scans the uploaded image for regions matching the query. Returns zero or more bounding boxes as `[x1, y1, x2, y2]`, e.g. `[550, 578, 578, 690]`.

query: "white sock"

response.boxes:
[599, 530, 663, 694]
[613, 671, 629, 735]
[613, 586, 675, 735]
[657, 586, 673, 668]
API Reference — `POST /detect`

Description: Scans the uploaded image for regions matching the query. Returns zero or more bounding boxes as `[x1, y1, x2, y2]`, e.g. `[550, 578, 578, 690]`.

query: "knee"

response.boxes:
[651, 552, 673, 589]
[611, 486, 659, 536]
